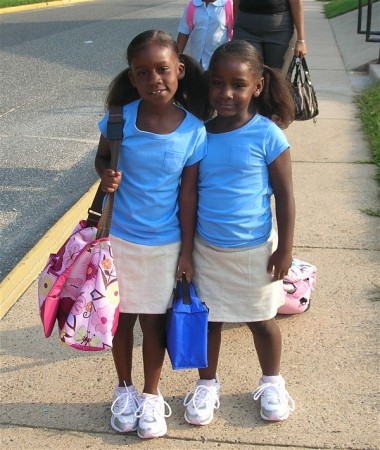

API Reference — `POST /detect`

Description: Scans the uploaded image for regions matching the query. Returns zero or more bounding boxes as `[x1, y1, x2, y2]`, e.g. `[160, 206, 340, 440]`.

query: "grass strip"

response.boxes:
[0, 0, 47, 6]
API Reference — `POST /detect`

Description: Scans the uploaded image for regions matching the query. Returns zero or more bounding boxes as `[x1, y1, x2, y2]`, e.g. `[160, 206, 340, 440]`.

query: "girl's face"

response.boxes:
[208, 57, 264, 119]
[128, 44, 185, 106]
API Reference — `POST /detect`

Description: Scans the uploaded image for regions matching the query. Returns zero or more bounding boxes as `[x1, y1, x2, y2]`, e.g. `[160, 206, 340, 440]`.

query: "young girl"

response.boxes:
[95, 30, 208, 439]
[183, 40, 296, 426]
[177, 0, 234, 70]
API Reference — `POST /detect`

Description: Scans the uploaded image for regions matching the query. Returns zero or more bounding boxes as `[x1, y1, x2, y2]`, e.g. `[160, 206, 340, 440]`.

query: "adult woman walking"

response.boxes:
[232, 0, 307, 70]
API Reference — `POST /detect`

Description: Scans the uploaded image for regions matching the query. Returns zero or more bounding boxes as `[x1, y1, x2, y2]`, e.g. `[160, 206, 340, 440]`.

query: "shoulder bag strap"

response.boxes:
[95, 105, 124, 239]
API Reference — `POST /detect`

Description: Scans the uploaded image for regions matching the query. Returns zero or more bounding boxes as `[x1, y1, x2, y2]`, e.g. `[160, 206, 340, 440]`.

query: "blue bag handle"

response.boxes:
[174, 274, 191, 305]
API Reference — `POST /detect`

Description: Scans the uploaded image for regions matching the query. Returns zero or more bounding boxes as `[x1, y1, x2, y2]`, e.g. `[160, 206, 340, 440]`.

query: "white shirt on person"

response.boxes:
[178, 0, 230, 70]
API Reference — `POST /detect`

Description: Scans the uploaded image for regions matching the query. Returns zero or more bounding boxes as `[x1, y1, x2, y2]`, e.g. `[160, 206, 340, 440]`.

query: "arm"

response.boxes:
[95, 134, 122, 193]
[233, 0, 240, 22]
[289, 0, 307, 58]
[177, 162, 199, 282]
[177, 32, 190, 54]
[267, 149, 295, 281]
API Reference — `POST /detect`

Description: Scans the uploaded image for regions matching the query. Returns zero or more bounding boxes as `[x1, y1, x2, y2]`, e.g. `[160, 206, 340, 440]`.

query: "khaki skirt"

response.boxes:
[110, 235, 180, 314]
[193, 232, 285, 322]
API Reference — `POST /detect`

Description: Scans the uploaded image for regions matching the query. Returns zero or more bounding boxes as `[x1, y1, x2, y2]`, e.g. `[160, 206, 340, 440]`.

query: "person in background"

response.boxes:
[233, 0, 307, 70]
[95, 30, 208, 439]
[177, 0, 234, 70]
[183, 40, 296, 426]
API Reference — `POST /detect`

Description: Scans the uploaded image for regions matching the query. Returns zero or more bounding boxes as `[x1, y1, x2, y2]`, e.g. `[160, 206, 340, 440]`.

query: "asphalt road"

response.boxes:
[0, 0, 186, 280]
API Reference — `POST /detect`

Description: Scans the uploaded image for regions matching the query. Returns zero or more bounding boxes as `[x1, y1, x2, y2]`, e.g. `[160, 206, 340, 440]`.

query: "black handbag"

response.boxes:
[287, 56, 319, 122]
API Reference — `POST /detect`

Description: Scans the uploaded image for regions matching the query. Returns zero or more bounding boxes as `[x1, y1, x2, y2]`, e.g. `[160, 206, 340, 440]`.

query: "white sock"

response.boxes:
[198, 378, 217, 387]
[262, 374, 284, 384]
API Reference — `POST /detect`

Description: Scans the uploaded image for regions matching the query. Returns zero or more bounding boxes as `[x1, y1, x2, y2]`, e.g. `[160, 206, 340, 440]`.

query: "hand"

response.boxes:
[267, 249, 292, 282]
[294, 40, 307, 58]
[176, 253, 194, 282]
[101, 169, 122, 193]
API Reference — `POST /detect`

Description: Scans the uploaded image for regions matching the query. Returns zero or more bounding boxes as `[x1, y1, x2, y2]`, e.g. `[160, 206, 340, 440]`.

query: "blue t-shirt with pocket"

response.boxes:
[98, 99, 207, 245]
[197, 114, 289, 248]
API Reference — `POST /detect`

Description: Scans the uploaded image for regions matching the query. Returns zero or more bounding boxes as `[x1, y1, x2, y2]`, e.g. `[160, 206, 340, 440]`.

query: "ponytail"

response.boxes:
[175, 54, 212, 121]
[105, 68, 139, 110]
[256, 66, 295, 129]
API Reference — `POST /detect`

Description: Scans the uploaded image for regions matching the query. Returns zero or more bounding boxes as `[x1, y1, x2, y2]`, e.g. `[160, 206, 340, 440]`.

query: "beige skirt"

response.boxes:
[193, 232, 285, 322]
[110, 235, 181, 314]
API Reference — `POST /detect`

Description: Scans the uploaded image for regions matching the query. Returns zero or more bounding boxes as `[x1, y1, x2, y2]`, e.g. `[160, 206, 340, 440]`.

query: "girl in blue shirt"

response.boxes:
[95, 30, 208, 439]
[183, 40, 296, 426]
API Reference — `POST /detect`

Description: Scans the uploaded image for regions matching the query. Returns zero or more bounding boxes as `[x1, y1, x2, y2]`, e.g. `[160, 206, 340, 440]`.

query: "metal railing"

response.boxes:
[357, 0, 380, 42]
[357, 0, 380, 62]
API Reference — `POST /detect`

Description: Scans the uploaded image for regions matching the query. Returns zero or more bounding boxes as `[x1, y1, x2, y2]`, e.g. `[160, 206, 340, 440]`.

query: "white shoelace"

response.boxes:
[183, 385, 220, 414]
[135, 395, 172, 419]
[252, 383, 295, 411]
[111, 385, 139, 415]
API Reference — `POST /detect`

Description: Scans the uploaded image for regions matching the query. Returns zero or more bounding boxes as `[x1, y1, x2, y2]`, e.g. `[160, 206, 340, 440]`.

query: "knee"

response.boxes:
[208, 321, 223, 333]
[116, 313, 137, 330]
[247, 318, 279, 337]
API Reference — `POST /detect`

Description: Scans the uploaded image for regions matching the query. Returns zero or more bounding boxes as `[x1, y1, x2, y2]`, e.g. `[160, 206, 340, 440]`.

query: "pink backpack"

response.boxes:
[278, 258, 317, 314]
[186, 0, 234, 40]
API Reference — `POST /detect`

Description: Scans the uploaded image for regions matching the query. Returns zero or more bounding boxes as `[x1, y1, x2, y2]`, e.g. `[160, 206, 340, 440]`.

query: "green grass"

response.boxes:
[356, 81, 380, 180]
[356, 81, 380, 216]
[0, 0, 54, 7]
[323, 0, 379, 18]
[323, 0, 366, 18]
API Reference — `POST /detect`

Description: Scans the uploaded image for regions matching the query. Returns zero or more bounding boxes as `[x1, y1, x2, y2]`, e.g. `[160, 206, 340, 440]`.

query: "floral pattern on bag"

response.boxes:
[38, 220, 120, 351]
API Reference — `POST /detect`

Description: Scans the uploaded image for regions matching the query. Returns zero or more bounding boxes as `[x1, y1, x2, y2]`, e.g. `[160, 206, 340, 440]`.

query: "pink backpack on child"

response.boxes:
[186, 0, 234, 40]
[278, 258, 317, 314]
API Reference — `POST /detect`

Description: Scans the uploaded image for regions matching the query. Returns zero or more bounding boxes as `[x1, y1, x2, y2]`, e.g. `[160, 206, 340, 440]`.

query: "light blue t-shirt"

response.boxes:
[98, 99, 207, 245]
[197, 114, 289, 248]
[178, 0, 230, 70]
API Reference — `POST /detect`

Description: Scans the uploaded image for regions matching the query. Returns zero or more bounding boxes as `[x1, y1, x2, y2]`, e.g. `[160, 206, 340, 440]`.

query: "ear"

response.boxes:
[128, 69, 136, 87]
[177, 62, 185, 80]
[254, 77, 264, 97]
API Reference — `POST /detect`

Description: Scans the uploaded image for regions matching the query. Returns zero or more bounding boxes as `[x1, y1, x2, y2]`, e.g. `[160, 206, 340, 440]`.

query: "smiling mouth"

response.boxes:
[217, 102, 235, 108]
[151, 89, 165, 95]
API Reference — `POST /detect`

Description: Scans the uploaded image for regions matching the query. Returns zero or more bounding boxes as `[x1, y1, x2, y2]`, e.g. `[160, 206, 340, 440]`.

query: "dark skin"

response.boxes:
[95, 44, 199, 394]
[198, 57, 295, 381]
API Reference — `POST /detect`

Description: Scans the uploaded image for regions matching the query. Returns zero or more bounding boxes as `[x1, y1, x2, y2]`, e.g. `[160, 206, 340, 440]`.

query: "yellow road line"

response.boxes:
[0, 0, 94, 15]
[0, 182, 99, 319]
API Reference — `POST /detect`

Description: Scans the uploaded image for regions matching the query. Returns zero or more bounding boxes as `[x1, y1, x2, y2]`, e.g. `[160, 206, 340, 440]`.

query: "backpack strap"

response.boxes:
[186, 0, 196, 33]
[225, 0, 234, 40]
[87, 106, 124, 237]
[187, 0, 234, 40]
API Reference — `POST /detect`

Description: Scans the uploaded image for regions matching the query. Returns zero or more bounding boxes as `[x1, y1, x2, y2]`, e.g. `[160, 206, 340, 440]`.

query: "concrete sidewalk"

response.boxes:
[1, 1, 379, 449]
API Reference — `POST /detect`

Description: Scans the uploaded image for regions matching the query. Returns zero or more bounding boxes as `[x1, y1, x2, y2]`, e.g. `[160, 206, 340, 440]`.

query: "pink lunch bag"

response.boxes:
[278, 258, 317, 314]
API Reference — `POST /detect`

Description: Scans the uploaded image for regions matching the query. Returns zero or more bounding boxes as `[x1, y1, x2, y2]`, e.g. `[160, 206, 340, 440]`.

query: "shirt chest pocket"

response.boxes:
[230, 145, 252, 169]
[163, 150, 186, 175]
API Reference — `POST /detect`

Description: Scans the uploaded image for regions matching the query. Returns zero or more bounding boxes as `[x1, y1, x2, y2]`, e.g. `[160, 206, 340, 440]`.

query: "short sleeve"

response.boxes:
[185, 126, 207, 166]
[265, 122, 290, 165]
[98, 111, 110, 138]
[178, 5, 191, 35]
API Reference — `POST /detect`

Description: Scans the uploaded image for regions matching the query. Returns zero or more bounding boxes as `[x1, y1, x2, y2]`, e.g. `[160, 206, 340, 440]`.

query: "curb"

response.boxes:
[0, 182, 99, 319]
[0, 0, 94, 15]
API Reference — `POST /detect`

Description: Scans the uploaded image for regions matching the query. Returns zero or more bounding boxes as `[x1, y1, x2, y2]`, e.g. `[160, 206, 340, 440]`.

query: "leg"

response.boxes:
[110, 313, 139, 433]
[136, 314, 171, 439]
[246, 318, 281, 375]
[138, 313, 167, 395]
[248, 319, 294, 421]
[198, 321, 223, 380]
[112, 312, 138, 386]
[184, 321, 223, 426]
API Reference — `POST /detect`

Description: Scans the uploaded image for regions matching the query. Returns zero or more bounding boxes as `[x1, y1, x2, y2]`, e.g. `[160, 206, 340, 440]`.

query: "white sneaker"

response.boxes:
[110, 384, 139, 432]
[252, 376, 295, 421]
[184, 377, 220, 425]
[135, 392, 172, 439]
